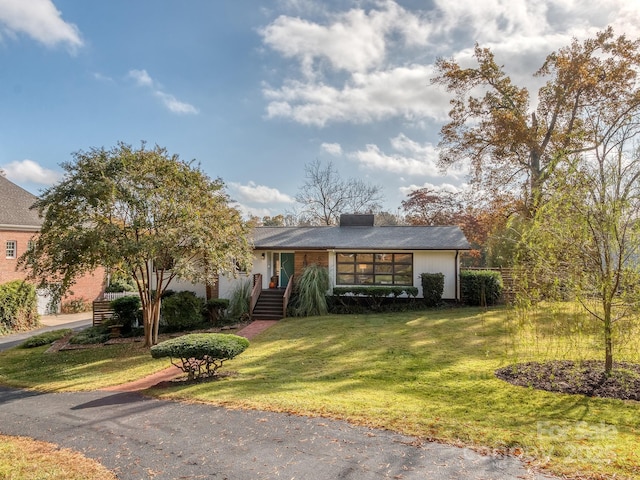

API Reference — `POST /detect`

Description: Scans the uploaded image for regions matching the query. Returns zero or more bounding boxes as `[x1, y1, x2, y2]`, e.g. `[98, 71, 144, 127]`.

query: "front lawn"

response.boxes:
[1, 305, 639, 478]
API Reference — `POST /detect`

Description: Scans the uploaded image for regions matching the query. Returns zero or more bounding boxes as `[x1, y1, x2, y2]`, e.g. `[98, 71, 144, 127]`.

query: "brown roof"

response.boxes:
[0, 175, 42, 228]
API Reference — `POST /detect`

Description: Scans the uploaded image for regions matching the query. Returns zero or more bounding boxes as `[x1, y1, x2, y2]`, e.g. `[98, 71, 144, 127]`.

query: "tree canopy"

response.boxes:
[20, 142, 252, 346]
[433, 27, 640, 214]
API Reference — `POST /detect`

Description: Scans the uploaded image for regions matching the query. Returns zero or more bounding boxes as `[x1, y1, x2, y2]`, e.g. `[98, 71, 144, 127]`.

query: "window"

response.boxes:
[336, 252, 413, 286]
[5, 240, 17, 259]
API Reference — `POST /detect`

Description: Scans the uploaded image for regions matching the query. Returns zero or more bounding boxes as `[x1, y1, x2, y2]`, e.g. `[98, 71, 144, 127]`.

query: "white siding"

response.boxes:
[413, 251, 458, 299]
[218, 252, 267, 299]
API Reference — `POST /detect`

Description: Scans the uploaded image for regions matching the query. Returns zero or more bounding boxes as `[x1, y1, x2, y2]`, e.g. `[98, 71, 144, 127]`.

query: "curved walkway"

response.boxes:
[0, 319, 554, 479]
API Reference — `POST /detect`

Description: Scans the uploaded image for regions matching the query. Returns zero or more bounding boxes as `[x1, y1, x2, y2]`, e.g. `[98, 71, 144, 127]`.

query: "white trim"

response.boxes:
[0, 224, 40, 232]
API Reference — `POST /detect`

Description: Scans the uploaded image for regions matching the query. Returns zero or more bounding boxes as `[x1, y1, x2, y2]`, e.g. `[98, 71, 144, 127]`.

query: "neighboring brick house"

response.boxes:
[0, 175, 105, 313]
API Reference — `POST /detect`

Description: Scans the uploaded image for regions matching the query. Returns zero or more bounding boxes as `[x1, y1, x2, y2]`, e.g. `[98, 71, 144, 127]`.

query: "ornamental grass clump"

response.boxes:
[150, 333, 249, 380]
[294, 264, 330, 316]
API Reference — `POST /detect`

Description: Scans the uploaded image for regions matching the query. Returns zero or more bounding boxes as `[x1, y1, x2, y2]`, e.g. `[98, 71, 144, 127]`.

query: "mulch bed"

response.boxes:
[495, 360, 640, 401]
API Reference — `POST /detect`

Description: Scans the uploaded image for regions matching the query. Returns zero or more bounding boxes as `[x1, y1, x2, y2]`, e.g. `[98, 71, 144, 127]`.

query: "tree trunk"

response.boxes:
[603, 302, 613, 375]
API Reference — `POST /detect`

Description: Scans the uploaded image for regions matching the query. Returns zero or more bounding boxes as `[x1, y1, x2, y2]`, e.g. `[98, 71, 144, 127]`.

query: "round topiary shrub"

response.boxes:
[150, 333, 249, 380]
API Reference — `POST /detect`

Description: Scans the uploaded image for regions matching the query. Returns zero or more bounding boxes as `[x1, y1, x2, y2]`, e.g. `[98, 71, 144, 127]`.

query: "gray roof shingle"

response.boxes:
[253, 225, 470, 250]
[0, 175, 42, 228]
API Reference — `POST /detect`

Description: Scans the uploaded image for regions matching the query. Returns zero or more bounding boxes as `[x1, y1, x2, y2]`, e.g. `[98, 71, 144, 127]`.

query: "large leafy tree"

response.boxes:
[433, 27, 640, 213]
[518, 118, 640, 373]
[20, 143, 253, 347]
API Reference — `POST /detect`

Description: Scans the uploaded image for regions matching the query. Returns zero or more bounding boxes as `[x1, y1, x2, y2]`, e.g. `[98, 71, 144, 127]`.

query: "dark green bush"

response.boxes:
[150, 333, 249, 379]
[420, 273, 445, 307]
[111, 295, 141, 334]
[0, 280, 38, 332]
[161, 291, 205, 331]
[204, 298, 230, 325]
[332, 286, 418, 310]
[460, 270, 503, 306]
[20, 329, 72, 348]
[68, 325, 110, 344]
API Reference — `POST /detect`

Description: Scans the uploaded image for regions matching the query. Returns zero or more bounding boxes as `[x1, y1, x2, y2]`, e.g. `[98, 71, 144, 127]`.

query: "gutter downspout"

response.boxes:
[455, 250, 460, 302]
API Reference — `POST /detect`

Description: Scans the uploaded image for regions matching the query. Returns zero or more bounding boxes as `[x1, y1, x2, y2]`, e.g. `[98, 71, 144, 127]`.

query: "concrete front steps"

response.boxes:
[252, 288, 285, 320]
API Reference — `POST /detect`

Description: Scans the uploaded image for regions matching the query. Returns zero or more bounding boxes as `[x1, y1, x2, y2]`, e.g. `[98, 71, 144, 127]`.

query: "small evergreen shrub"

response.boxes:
[150, 333, 249, 379]
[460, 270, 503, 306]
[0, 280, 39, 332]
[204, 298, 230, 325]
[111, 296, 142, 333]
[20, 329, 72, 348]
[420, 273, 445, 307]
[292, 264, 330, 316]
[161, 291, 205, 331]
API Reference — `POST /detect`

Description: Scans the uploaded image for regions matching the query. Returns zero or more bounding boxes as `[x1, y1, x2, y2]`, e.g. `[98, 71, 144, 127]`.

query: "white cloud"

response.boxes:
[128, 69, 153, 87]
[261, 0, 640, 127]
[348, 133, 468, 179]
[128, 69, 199, 115]
[399, 181, 465, 197]
[154, 91, 199, 115]
[264, 64, 449, 126]
[321, 142, 342, 156]
[230, 181, 295, 204]
[0, 0, 82, 51]
[2, 159, 62, 185]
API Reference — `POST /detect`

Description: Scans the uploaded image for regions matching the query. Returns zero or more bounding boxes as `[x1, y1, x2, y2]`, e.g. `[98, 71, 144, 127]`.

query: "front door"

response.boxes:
[280, 253, 295, 287]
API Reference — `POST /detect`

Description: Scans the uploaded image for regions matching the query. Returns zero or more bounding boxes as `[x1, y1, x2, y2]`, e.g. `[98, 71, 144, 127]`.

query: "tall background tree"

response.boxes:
[20, 142, 253, 347]
[433, 27, 640, 215]
[295, 159, 383, 225]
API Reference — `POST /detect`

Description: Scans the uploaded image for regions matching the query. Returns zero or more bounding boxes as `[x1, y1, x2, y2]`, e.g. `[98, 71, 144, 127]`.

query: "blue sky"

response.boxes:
[1, 0, 639, 218]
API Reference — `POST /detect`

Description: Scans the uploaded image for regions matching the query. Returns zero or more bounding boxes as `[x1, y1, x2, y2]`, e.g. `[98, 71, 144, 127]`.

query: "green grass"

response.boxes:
[1, 305, 639, 478]
[0, 341, 168, 391]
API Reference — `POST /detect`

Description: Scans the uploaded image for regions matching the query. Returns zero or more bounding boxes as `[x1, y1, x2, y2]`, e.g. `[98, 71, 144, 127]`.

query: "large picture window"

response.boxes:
[336, 252, 413, 286]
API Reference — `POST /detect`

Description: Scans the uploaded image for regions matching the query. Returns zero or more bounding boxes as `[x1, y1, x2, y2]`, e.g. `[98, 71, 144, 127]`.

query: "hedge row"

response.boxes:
[460, 270, 503, 306]
[0, 280, 38, 333]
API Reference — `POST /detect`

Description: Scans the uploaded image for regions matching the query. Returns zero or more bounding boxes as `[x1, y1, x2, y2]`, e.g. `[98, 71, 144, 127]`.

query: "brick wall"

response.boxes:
[0, 230, 37, 283]
[0, 229, 105, 306]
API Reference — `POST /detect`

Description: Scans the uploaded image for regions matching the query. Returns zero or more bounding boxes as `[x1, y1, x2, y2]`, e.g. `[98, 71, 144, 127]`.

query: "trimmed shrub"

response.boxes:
[0, 280, 38, 332]
[420, 273, 444, 307]
[332, 286, 418, 310]
[111, 295, 141, 333]
[293, 264, 330, 316]
[150, 333, 249, 379]
[204, 298, 230, 325]
[460, 270, 503, 306]
[161, 291, 205, 331]
[20, 329, 72, 348]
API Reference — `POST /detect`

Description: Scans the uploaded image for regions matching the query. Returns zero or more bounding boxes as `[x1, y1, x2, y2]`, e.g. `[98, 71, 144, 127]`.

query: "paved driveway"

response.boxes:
[0, 386, 551, 480]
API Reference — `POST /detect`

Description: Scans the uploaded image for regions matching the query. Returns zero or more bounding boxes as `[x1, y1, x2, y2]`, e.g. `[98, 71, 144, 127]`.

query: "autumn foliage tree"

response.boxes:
[433, 27, 640, 214]
[402, 187, 517, 265]
[20, 143, 253, 347]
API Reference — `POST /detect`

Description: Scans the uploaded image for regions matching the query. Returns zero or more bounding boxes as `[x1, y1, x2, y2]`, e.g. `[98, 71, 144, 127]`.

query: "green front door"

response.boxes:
[280, 253, 294, 287]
